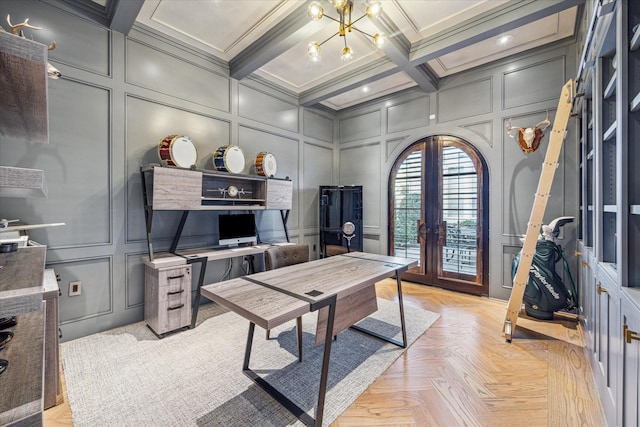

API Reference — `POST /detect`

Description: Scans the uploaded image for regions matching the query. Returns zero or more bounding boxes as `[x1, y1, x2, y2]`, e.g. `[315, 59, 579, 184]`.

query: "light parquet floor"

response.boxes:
[44, 279, 604, 427]
[333, 280, 604, 427]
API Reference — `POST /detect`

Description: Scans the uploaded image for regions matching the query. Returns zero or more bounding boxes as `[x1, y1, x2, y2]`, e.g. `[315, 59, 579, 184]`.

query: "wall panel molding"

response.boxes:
[437, 77, 492, 123]
[125, 38, 231, 112]
[340, 110, 382, 143]
[502, 56, 566, 109]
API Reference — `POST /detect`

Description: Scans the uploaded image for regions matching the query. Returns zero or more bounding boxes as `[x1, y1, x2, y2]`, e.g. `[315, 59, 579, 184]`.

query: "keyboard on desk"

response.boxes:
[230, 246, 258, 252]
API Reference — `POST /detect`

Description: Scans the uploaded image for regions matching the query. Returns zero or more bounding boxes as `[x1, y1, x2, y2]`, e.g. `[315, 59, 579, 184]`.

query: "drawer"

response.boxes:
[145, 264, 192, 336]
[163, 299, 189, 332]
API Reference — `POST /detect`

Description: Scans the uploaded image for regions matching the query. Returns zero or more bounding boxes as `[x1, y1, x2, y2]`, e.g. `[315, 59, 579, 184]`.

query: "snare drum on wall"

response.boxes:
[254, 152, 277, 177]
[157, 135, 198, 168]
[213, 145, 245, 174]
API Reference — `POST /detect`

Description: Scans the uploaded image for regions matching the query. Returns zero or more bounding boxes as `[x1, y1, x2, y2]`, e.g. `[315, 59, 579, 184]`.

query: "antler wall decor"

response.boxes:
[0, 14, 61, 78]
[506, 111, 551, 153]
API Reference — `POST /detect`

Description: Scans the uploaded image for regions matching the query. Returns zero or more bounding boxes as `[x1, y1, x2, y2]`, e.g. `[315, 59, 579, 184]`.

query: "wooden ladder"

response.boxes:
[503, 79, 575, 342]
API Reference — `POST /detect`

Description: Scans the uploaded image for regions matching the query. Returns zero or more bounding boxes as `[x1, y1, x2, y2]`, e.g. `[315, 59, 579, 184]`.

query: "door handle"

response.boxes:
[624, 324, 640, 344]
[437, 221, 447, 246]
[417, 220, 428, 242]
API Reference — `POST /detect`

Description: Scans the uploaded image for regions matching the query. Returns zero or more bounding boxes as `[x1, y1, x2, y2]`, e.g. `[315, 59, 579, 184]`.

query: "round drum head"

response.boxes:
[213, 145, 245, 173]
[255, 152, 277, 177]
[171, 136, 197, 168]
[262, 153, 277, 176]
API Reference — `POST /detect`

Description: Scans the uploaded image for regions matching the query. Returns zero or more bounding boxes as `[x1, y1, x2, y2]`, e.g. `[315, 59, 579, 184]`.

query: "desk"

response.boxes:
[144, 244, 274, 331]
[200, 252, 416, 426]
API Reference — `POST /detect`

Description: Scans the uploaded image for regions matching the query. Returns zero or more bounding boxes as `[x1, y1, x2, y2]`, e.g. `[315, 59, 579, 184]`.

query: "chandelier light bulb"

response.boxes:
[366, 1, 383, 19]
[308, 1, 324, 21]
[341, 46, 353, 61]
[307, 0, 383, 62]
[332, 0, 348, 10]
[373, 32, 386, 48]
[308, 41, 322, 59]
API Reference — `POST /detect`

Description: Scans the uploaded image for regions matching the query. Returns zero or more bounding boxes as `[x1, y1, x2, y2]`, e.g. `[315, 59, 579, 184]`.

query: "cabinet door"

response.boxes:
[622, 292, 640, 427]
[594, 272, 622, 427]
[579, 250, 596, 351]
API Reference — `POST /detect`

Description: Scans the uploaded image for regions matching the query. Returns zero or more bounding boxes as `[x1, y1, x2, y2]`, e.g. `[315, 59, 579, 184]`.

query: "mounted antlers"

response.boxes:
[5, 14, 42, 36]
[506, 111, 551, 153]
[1, 15, 61, 78]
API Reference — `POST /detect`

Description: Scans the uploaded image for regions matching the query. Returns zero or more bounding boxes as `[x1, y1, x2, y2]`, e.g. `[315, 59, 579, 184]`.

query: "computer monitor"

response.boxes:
[218, 213, 257, 247]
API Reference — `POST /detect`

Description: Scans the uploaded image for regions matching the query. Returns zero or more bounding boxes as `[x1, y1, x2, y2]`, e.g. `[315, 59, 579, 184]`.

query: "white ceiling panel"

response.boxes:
[320, 71, 416, 110]
[72, 0, 583, 111]
[136, 0, 301, 60]
[429, 7, 578, 77]
[384, 0, 511, 42]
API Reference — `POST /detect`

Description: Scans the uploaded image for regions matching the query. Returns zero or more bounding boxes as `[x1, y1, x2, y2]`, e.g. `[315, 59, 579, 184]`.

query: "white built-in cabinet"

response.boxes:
[577, 1, 640, 425]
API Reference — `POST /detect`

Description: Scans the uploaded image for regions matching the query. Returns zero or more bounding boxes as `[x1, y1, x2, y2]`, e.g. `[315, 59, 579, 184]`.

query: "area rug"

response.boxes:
[61, 298, 439, 426]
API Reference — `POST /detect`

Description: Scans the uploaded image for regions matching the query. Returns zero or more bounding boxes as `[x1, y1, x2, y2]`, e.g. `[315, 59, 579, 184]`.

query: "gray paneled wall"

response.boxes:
[336, 41, 578, 301]
[0, 0, 335, 341]
[1, 0, 579, 340]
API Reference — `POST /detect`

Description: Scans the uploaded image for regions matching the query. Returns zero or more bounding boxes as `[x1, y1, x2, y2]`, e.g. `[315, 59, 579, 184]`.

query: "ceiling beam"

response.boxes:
[410, 0, 584, 64]
[404, 64, 439, 93]
[229, 1, 315, 81]
[373, 13, 438, 92]
[109, 0, 144, 35]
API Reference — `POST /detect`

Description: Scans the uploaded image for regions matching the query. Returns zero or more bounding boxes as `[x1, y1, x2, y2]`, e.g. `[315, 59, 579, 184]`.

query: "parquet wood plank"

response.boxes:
[44, 279, 605, 427]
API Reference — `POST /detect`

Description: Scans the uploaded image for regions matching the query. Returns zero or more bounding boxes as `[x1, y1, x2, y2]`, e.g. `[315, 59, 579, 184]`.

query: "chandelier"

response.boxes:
[307, 0, 386, 62]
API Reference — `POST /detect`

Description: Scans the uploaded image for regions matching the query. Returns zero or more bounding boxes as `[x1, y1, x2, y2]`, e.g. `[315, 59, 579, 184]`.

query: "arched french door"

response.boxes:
[389, 135, 489, 295]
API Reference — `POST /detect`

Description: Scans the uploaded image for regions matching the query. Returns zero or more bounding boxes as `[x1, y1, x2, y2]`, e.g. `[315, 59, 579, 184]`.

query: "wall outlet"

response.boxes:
[69, 281, 82, 296]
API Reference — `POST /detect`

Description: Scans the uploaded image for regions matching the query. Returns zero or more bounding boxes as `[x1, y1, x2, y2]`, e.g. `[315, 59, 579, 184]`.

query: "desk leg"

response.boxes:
[350, 273, 407, 348]
[242, 296, 337, 427]
[190, 257, 208, 329]
[315, 296, 336, 427]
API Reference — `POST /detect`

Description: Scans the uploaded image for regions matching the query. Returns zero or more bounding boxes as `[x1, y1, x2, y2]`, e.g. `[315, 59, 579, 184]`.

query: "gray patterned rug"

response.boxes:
[61, 298, 439, 426]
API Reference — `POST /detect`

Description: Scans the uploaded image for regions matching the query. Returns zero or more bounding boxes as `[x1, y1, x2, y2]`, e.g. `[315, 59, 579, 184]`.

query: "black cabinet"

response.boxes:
[319, 186, 363, 257]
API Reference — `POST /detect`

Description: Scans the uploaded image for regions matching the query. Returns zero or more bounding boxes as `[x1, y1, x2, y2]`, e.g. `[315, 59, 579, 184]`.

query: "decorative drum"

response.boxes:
[213, 145, 245, 174]
[157, 135, 197, 168]
[254, 152, 277, 177]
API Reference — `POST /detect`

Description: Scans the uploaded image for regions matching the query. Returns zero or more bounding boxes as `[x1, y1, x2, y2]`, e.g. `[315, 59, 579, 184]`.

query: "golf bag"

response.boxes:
[511, 217, 578, 320]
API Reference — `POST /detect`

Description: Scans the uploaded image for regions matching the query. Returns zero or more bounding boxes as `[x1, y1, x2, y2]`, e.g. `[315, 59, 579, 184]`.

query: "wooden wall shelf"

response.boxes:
[140, 164, 293, 261]
[141, 164, 292, 211]
[0, 166, 48, 198]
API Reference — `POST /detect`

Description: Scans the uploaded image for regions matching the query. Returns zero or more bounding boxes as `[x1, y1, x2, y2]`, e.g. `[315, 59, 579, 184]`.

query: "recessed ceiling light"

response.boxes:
[497, 35, 514, 45]
[362, 86, 370, 93]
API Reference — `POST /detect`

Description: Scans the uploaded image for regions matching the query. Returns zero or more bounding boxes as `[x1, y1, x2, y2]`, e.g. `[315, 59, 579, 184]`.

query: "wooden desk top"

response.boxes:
[142, 244, 274, 268]
[200, 252, 416, 329]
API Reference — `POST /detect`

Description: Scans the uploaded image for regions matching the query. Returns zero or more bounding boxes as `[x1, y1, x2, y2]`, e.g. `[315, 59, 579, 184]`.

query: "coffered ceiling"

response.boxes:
[60, 0, 583, 111]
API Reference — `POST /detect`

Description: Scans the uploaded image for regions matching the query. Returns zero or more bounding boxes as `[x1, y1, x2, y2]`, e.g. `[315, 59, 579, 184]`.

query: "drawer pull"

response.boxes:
[168, 274, 185, 280]
[167, 289, 184, 296]
[167, 304, 184, 311]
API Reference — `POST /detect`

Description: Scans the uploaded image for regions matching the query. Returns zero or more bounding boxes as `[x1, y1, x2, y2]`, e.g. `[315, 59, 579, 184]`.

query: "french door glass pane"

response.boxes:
[393, 150, 422, 263]
[441, 146, 478, 275]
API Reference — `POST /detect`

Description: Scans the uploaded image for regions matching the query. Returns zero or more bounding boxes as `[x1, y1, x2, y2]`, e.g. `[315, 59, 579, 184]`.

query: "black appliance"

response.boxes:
[319, 185, 363, 257]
